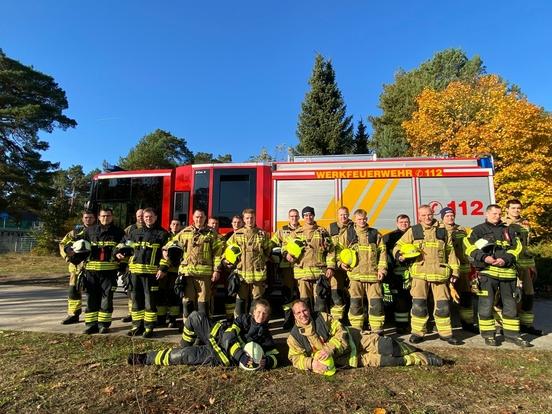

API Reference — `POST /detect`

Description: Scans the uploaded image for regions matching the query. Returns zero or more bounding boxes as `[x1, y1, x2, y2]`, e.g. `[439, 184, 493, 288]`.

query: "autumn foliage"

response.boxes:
[403, 75, 552, 235]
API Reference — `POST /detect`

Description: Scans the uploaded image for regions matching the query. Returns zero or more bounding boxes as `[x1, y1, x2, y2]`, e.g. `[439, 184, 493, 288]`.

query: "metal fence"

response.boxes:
[0, 232, 36, 253]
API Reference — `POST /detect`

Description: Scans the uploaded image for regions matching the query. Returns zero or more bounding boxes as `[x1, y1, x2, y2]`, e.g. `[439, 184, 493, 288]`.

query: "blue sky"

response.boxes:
[2, 1, 551, 172]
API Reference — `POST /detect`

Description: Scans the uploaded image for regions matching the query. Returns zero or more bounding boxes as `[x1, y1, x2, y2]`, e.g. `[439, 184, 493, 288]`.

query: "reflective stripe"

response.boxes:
[85, 261, 119, 271]
[154, 349, 171, 366]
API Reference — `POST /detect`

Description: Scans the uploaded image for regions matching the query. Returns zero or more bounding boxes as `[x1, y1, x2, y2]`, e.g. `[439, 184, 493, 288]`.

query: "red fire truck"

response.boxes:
[87, 155, 495, 232]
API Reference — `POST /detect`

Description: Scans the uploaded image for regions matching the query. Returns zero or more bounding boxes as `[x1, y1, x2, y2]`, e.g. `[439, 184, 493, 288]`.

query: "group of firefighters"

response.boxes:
[59, 198, 541, 374]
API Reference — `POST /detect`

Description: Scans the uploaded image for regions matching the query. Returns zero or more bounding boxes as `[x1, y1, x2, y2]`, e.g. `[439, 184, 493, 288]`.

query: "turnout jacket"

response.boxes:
[59, 225, 87, 273]
[504, 215, 535, 270]
[171, 225, 222, 277]
[443, 223, 470, 276]
[287, 312, 357, 370]
[337, 225, 387, 282]
[220, 314, 279, 369]
[270, 224, 301, 269]
[127, 224, 170, 275]
[464, 220, 522, 280]
[382, 229, 408, 277]
[226, 226, 271, 283]
[83, 223, 125, 271]
[393, 220, 459, 282]
[288, 222, 336, 280]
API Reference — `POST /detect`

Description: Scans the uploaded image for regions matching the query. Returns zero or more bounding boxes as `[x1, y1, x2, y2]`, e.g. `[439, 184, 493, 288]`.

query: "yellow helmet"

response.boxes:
[400, 243, 421, 259]
[314, 351, 336, 376]
[339, 248, 358, 268]
[224, 244, 242, 265]
[285, 238, 306, 259]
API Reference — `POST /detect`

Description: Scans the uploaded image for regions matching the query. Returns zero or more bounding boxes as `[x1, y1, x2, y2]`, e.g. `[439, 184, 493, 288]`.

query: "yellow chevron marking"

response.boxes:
[368, 179, 399, 225]
[357, 179, 387, 217]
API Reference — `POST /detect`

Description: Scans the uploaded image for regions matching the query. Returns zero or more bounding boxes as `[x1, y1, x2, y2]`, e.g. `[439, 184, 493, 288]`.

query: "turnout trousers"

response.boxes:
[478, 275, 519, 339]
[348, 280, 384, 332]
[410, 278, 453, 338]
[149, 311, 226, 366]
[130, 273, 159, 331]
[84, 270, 117, 329]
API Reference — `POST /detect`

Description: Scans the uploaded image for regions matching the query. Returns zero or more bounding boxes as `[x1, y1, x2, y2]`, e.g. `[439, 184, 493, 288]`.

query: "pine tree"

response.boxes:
[353, 119, 369, 154]
[296, 54, 353, 155]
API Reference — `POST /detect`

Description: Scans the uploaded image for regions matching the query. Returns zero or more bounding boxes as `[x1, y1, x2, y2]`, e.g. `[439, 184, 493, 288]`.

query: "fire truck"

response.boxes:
[87, 154, 495, 232]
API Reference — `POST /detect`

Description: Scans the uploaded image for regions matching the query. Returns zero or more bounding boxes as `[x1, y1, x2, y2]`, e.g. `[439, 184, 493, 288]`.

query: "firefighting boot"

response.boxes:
[61, 314, 80, 325]
[127, 353, 148, 366]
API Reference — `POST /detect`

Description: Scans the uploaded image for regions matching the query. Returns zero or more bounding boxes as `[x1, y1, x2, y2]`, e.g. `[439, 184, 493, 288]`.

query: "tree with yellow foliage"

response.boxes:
[403, 75, 552, 235]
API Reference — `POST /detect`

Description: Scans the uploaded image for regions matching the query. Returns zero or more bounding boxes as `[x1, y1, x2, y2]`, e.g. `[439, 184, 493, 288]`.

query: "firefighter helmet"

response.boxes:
[474, 238, 495, 254]
[285, 238, 306, 259]
[224, 244, 242, 265]
[166, 240, 184, 264]
[339, 248, 358, 268]
[239, 341, 264, 371]
[399, 243, 421, 259]
[314, 351, 336, 376]
[114, 241, 134, 258]
[69, 239, 91, 265]
[271, 247, 282, 264]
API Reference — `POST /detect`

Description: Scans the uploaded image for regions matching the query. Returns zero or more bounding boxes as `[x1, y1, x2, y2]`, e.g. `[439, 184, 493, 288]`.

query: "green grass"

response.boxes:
[0, 252, 67, 279]
[1, 330, 552, 413]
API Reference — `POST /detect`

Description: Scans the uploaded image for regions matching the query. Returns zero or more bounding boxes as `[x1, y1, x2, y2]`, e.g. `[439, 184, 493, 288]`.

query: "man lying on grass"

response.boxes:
[287, 300, 444, 376]
[128, 299, 278, 370]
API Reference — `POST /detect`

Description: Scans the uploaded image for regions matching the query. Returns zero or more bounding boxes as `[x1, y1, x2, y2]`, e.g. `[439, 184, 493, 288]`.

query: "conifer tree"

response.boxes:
[296, 54, 353, 155]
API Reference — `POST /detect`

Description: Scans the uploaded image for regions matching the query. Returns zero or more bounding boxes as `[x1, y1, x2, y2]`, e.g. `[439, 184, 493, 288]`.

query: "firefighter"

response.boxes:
[287, 300, 443, 375]
[327, 206, 352, 323]
[219, 214, 244, 318]
[120, 209, 145, 323]
[465, 204, 529, 347]
[285, 206, 335, 313]
[270, 208, 302, 329]
[122, 208, 170, 338]
[440, 207, 479, 334]
[337, 209, 387, 333]
[225, 209, 271, 317]
[128, 299, 279, 369]
[393, 205, 462, 345]
[207, 217, 220, 233]
[59, 210, 96, 324]
[170, 210, 222, 321]
[157, 218, 183, 328]
[222, 215, 244, 242]
[82, 208, 125, 334]
[504, 199, 542, 336]
[382, 214, 412, 334]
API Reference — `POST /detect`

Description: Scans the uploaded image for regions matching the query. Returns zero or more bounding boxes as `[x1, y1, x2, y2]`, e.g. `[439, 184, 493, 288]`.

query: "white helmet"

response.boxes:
[238, 342, 264, 371]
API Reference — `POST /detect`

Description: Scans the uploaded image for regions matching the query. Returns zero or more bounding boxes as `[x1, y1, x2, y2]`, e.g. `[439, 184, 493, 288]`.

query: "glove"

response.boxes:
[513, 286, 523, 303]
[76, 270, 87, 293]
[174, 275, 186, 298]
[449, 283, 460, 304]
[316, 274, 331, 300]
[382, 283, 393, 303]
[470, 277, 481, 294]
[402, 270, 412, 290]
[227, 271, 241, 296]
[118, 271, 130, 292]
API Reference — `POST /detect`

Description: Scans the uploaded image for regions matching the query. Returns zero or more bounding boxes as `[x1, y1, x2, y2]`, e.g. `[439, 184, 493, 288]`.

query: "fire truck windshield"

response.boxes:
[90, 176, 164, 228]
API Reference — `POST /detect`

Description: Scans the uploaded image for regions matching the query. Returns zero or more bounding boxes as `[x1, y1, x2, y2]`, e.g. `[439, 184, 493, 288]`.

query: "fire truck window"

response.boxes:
[96, 178, 131, 201]
[130, 177, 163, 214]
[174, 192, 190, 225]
[212, 169, 256, 228]
[193, 170, 210, 214]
